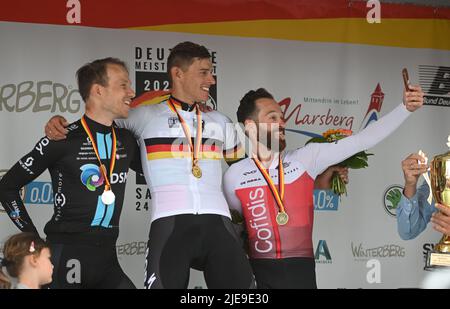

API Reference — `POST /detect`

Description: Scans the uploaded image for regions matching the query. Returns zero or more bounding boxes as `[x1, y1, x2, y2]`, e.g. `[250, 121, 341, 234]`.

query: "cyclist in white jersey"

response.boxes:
[223, 87, 423, 288]
[119, 42, 255, 288]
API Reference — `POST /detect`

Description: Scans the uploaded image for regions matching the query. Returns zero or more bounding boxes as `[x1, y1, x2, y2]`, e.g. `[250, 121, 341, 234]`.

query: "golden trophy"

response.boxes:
[425, 139, 450, 269]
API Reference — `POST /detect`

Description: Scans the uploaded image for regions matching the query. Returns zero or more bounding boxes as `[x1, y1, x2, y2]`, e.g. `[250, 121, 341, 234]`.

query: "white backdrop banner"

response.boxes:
[1, 21, 449, 288]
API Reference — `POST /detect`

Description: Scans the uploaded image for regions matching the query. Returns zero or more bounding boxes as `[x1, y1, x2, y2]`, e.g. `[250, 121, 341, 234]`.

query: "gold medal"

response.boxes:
[276, 212, 289, 225]
[168, 98, 203, 180]
[192, 165, 202, 178]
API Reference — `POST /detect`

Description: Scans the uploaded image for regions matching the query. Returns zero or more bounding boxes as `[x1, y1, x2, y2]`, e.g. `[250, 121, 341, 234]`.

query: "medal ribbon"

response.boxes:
[81, 116, 117, 190]
[252, 154, 286, 214]
[167, 98, 202, 167]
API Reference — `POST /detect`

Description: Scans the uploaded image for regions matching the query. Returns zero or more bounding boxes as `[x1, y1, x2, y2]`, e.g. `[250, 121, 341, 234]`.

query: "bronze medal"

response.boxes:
[276, 212, 289, 225]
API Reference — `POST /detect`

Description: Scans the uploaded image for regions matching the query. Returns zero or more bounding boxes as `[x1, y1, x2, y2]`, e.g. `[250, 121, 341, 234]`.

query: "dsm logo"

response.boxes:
[383, 185, 404, 217]
[80, 164, 104, 191]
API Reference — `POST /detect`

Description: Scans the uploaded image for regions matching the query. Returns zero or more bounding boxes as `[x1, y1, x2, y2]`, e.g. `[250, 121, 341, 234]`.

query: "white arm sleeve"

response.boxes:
[223, 167, 243, 214]
[297, 103, 412, 178]
[115, 106, 151, 139]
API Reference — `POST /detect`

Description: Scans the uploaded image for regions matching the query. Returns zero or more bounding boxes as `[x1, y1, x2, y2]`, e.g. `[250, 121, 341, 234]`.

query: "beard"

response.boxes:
[256, 123, 287, 152]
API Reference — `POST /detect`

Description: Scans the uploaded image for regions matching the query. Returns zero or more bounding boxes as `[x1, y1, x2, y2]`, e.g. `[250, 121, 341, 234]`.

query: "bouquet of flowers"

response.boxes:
[305, 129, 373, 196]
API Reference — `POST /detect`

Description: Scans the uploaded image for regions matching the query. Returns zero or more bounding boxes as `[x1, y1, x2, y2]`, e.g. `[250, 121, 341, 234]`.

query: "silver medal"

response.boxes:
[101, 190, 116, 205]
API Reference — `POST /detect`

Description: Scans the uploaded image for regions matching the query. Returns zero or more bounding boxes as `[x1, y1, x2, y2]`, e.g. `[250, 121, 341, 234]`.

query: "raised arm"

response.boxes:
[304, 86, 424, 177]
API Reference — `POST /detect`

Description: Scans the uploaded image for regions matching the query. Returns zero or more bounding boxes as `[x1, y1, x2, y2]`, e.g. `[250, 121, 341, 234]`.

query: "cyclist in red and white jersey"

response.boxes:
[223, 87, 423, 288]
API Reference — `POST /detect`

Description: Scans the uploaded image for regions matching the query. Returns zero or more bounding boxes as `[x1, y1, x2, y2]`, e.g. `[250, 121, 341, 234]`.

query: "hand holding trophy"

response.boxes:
[425, 136, 450, 269]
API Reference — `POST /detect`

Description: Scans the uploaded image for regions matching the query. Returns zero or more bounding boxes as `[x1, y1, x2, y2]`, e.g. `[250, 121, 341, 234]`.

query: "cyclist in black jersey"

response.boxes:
[0, 58, 140, 289]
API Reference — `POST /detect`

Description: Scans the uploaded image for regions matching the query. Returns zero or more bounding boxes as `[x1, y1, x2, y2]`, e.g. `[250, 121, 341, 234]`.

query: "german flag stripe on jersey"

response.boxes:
[130, 90, 171, 108]
[145, 137, 224, 160]
[223, 143, 246, 164]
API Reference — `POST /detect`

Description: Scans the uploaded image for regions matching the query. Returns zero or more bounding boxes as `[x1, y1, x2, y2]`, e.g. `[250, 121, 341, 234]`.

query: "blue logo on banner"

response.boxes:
[24, 181, 54, 205]
[313, 190, 339, 211]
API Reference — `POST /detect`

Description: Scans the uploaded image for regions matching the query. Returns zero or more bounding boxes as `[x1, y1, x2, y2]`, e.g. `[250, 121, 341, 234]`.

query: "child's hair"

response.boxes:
[0, 233, 49, 289]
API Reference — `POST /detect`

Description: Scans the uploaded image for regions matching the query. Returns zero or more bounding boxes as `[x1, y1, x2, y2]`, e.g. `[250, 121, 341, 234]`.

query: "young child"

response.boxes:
[0, 232, 53, 289]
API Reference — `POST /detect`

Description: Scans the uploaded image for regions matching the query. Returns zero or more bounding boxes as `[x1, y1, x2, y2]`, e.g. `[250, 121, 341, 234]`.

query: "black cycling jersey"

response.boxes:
[0, 116, 140, 288]
[0, 116, 141, 243]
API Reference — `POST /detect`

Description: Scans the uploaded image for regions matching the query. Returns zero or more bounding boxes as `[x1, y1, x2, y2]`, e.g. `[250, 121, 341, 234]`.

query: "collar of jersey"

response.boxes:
[255, 151, 281, 170]
[83, 114, 115, 133]
[169, 96, 197, 112]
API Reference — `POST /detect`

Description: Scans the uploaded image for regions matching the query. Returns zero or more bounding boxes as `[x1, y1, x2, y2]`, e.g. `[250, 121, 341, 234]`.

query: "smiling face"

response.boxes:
[253, 98, 286, 152]
[100, 64, 135, 119]
[172, 58, 216, 104]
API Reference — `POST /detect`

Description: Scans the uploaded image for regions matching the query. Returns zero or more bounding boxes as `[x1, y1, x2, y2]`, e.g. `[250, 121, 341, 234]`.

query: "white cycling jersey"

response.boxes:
[116, 96, 243, 222]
